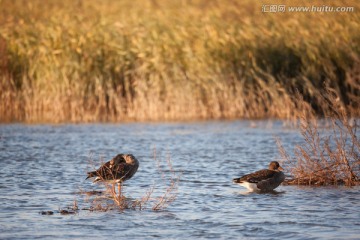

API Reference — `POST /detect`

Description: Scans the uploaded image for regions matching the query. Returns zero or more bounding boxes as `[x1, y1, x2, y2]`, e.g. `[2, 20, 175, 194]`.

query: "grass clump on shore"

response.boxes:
[1, 0, 360, 122]
[278, 89, 360, 186]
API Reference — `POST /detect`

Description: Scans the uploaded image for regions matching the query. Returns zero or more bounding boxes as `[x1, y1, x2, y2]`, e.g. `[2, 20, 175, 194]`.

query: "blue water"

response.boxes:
[0, 121, 359, 239]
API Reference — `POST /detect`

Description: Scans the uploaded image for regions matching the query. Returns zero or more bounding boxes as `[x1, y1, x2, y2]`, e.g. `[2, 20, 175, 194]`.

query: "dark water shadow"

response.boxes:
[235, 189, 286, 196]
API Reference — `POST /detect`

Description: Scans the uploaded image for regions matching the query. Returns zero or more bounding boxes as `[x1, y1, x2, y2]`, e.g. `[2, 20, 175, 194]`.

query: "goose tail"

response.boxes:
[86, 171, 97, 180]
[233, 177, 243, 184]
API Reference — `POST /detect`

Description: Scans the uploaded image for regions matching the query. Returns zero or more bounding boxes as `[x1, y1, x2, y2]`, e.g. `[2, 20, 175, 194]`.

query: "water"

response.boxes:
[0, 121, 359, 239]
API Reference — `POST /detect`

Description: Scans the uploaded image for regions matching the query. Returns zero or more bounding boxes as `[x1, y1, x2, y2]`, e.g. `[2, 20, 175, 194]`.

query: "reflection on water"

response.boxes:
[0, 121, 359, 239]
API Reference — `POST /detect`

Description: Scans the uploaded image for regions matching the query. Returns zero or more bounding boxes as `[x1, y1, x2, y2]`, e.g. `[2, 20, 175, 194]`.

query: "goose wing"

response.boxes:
[86, 155, 126, 180]
[237, 169, 277, 183]
[111, 162, 138, 181]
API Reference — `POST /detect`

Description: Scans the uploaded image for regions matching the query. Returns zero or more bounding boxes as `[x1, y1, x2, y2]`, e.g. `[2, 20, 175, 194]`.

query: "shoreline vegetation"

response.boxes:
[1, 0, 360, 123]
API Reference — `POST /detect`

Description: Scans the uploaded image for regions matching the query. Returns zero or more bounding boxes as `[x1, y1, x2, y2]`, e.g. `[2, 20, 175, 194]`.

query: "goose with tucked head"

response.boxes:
[233, 161, 285, 192]
[86, 154, 139, 195]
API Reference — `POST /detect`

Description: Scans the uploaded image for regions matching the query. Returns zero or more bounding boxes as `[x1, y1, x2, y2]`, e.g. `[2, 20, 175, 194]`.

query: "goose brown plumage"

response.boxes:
[233, 161, 285, 191]
[86, 154, 139, 195]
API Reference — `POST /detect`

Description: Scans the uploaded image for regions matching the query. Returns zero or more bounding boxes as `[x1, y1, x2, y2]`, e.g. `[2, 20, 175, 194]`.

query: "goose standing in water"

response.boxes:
[86, 154, 139, 196]
[233, 161, 285, 192]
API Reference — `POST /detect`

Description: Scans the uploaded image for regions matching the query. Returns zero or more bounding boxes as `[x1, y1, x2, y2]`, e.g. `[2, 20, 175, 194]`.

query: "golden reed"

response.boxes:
[0, 0, 359, 122]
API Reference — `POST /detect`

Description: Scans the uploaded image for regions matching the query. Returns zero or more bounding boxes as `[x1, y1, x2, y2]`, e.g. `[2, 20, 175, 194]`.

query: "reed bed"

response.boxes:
[1, 0, 360, 122]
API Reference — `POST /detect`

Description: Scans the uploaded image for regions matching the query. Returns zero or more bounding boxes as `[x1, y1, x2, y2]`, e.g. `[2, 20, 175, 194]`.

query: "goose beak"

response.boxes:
[278, 166, 284, 171]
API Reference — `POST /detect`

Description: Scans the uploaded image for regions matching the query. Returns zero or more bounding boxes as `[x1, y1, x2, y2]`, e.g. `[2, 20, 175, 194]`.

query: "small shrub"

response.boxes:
[278, 88, 360, 186]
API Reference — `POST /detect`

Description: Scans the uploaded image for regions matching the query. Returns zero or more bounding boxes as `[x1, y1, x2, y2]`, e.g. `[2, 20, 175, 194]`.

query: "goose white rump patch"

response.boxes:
[236, 182, 259, 191]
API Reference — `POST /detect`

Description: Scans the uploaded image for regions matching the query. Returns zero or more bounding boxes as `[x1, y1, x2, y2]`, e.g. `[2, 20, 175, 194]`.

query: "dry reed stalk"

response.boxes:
[278, 88, 360, 186]
[149, 150, 180, 211]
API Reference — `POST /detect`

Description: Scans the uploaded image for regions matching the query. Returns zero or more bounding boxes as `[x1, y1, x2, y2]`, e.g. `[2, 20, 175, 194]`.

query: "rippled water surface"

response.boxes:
[1, 121, 359, 239]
